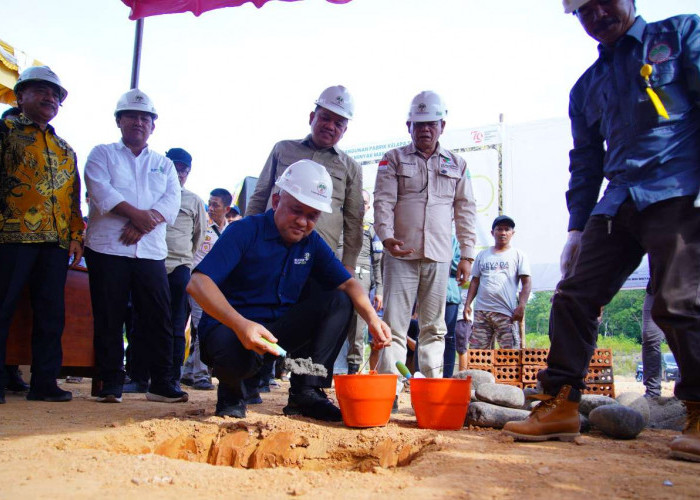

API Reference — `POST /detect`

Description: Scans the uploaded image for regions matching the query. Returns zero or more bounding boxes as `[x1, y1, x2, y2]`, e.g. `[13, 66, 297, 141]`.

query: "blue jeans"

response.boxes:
[443, 303, 459, 378]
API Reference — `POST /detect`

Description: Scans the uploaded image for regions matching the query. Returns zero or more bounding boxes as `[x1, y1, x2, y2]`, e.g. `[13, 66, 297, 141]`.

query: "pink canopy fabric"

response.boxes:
[122, 0, 352, 20]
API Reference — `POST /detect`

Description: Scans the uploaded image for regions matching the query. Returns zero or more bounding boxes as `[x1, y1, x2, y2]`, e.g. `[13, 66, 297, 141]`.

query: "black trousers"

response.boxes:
[126, 264, 190, 383]
[0, 243, 68, 388]
[201, 289, 352, 391]
[540, 197, 700, 401]
[168, 265, 191, 381]
[85, 248, 174, 387]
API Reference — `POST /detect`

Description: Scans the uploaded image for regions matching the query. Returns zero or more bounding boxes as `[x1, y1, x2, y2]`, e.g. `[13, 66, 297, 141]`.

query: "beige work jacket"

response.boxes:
[373, 142, 476, 262]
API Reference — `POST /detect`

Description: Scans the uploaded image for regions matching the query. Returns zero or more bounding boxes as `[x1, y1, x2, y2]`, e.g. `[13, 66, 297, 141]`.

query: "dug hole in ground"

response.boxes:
[0, 374, 696, 499]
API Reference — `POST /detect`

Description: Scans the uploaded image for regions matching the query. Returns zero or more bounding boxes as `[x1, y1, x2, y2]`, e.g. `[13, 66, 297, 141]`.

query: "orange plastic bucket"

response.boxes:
[410, 377, 471, 430]
[334, 373, 398, 427]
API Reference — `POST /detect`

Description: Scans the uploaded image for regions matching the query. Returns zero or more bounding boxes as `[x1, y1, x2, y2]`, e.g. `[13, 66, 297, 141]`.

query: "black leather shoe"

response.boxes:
[391, 396, 399, 414]
[5, 366, 29, 392]
[216, 381, 246, 417]
[27, 385, 72, 402]
[283, 387, 342, 422]
[192, 380, 215, 391]
[146, 383, 188, 403]
[216, 402, 247, 418]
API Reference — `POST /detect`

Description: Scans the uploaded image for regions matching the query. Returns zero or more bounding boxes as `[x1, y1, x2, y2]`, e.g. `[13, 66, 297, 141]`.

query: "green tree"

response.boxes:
[599, 289, 645, 341]
[525, 289, 645, 342]
[525, 291, 554, 335]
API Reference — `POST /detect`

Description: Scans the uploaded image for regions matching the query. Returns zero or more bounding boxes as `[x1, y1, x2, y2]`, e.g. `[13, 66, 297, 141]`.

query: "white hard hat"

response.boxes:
[114, 89, 158, 119]
[563, 0, 589, 14]
[407, 90, 447, 122]
[315, 85, 354, 120]
[275, 159, 333, 213]
[14, 66, 68, 103]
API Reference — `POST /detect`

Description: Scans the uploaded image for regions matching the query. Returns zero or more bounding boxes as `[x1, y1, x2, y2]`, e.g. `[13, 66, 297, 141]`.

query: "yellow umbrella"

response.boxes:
[0, 38, 42, 106]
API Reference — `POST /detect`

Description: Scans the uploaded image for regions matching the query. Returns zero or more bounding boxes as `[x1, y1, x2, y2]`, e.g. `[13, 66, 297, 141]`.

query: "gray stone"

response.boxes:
[523, 387, 540, 399]
[470, 389, 477, 402]
[579, 413, 591, 434]
[579, 394, 618, 417]
[453, 369, 495, 390]
[616, 392, 650, 426]
[589, 405, 646, 439]
[475, 382, 525, 409]
[647, 397, 686, 431]
[466, 401, 531, 429]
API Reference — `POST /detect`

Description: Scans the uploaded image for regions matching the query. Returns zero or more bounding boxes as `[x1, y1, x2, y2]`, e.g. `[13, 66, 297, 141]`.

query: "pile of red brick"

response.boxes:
[465, 348, 615, 397]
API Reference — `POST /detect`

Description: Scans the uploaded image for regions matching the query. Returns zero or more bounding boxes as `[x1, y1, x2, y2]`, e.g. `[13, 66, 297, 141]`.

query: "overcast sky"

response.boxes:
[2, 0, 697, 203]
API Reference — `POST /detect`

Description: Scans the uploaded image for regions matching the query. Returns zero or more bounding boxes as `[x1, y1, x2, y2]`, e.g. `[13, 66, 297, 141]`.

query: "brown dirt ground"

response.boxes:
[0, 374, 696, 499]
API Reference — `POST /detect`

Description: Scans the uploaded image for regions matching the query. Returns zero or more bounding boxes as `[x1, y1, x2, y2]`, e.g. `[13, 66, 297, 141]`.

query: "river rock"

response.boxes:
[453, 369, 495, 390]
[589, 405, 645, 439]
[466, 401, 530, 429]
[616, 392, 650, 426]
[475, 383, 525, 409]
[579, 395, 618, 417]
[647, 397, 686, 431]
[579, 413, 591, 433]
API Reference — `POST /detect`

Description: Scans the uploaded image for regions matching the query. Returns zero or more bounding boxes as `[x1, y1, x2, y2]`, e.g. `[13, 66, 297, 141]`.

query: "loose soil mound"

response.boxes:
[0, 375, 696, 499]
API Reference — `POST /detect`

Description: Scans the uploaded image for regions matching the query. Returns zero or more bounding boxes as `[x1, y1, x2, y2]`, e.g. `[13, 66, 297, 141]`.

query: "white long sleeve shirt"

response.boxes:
[84, 140, 180, 260]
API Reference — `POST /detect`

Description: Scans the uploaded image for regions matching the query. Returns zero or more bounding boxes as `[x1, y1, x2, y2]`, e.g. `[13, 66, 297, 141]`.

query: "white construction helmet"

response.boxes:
[114, 89, 158, 119]
[14, 65, 68, 102]
[407, 90, 447, 122]
[563, 0, 590, 13]
[315, 85, 354, 120]
[275, 159, 333, 213]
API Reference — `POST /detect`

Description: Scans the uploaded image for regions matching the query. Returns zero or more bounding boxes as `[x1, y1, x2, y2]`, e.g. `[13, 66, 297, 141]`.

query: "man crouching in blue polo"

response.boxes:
[187, 160, 392, 421]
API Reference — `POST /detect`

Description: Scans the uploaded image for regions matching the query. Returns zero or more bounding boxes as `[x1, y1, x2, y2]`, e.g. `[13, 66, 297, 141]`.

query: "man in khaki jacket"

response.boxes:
[245, 85, 364, 274]
[373, 91, 477, 399]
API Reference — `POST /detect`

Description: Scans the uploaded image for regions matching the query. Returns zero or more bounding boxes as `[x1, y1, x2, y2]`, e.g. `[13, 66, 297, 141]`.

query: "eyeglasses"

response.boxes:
[175, 166, 191, 175]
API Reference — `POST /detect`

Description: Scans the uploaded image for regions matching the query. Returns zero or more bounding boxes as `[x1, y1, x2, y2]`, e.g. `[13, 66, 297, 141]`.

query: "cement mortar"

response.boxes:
[284, 357, 328, 378]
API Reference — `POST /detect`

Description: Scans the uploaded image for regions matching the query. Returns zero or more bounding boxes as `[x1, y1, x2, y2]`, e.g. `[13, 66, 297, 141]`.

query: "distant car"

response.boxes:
[635, 352, 679, 382]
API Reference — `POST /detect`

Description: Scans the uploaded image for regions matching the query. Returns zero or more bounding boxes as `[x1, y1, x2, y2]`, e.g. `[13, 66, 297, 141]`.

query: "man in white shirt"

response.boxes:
[84, 89, 188, 404]
[181, 188, 232, 390]
[465, 215, 532, 349]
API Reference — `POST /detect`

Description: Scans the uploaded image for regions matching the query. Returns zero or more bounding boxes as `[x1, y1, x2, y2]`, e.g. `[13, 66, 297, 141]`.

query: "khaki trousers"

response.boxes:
[378, 255, 448, 387]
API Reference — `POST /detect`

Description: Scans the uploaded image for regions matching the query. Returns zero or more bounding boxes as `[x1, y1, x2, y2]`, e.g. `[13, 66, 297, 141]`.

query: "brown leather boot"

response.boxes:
[503, 385, 580, 442]
[669, 401, 700, 462]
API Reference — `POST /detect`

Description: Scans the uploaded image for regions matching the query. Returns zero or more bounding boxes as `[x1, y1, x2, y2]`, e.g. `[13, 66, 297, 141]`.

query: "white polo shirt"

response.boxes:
[84, 140, 180, 260]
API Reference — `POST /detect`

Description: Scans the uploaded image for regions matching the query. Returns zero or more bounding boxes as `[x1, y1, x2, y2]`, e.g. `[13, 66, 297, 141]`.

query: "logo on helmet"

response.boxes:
[315, 182, 328, 196]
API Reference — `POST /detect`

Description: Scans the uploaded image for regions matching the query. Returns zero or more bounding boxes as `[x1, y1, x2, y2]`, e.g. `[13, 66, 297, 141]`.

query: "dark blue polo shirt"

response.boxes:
[194, 209, 351, 338]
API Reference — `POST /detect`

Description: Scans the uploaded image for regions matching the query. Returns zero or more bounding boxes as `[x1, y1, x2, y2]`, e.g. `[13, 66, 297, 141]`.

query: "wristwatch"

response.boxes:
[460, 257, 474, 262]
